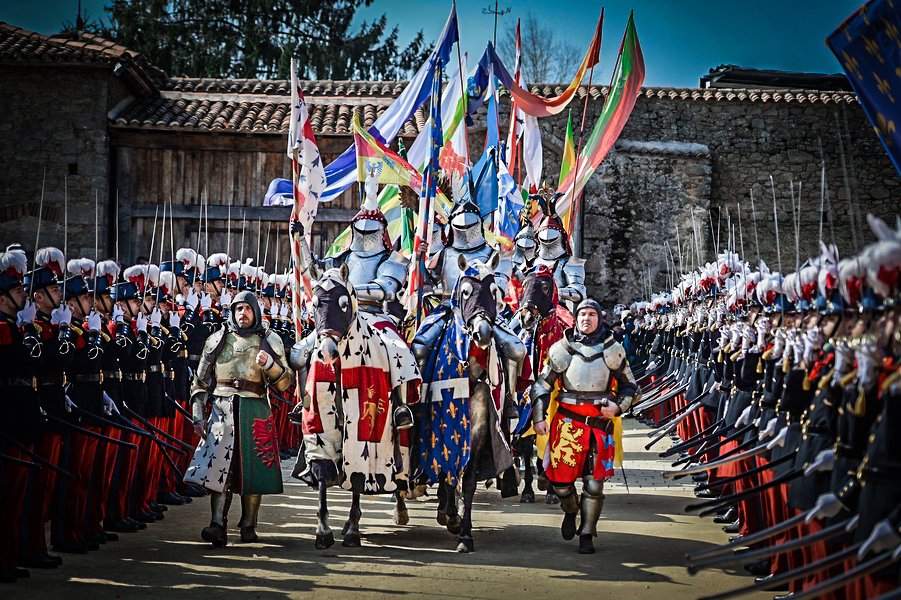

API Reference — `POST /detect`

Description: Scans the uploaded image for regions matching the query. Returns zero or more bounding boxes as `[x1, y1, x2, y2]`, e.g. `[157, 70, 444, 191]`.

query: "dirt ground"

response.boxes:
[10, 421, 771, 600]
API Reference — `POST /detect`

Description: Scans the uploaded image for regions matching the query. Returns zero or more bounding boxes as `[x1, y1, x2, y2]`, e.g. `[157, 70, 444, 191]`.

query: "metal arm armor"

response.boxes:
[559, 258, 587, 303]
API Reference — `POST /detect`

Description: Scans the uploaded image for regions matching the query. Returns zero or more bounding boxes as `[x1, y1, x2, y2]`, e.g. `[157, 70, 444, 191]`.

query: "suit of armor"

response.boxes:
[186, 291, 293, 546]
[534, 231, 586, 307]
[530, 328, 637, 547]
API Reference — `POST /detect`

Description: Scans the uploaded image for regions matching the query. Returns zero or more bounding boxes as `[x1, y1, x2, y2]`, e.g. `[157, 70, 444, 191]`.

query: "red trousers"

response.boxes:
[85, 424, 121, 535]
[20, 431, 61, 558]
[109, 420, 140, 520]
[132, 416, 163, 515]
[52, 428, 98, 544]
[0, 444, 32, 570]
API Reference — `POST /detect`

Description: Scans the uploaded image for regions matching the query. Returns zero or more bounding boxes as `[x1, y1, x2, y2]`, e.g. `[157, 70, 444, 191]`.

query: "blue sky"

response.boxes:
[2, 0, 862, 87]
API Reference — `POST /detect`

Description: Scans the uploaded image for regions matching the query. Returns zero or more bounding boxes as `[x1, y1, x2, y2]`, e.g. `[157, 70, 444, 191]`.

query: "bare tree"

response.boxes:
[498, 13, 582, 84]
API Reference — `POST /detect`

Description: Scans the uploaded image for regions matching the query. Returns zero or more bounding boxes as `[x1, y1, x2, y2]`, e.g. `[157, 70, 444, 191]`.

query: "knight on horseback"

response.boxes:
[531, 185, 586, 312]
[531, 298, 639, 554]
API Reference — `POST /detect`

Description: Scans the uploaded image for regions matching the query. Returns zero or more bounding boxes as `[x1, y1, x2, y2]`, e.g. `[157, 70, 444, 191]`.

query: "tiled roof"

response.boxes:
[112, 92, 428, 135]
[161, 77, 409, 98]
[502, 84, 858, 105]
[0, 22, 163, 94]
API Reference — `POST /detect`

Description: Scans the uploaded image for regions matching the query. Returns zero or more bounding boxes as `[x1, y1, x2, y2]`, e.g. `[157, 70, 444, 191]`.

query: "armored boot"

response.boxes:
[553, 484, 579, 540]
[577, 478, 605, 554]
[201, 490, 232, 546]
[237, 494, 262, 543]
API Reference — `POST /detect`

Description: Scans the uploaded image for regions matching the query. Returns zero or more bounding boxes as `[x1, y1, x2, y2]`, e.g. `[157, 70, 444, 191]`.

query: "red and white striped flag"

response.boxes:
[288, 58, 325, 326]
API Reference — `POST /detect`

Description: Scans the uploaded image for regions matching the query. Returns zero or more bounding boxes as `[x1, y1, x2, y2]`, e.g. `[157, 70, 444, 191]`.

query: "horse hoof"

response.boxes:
[520, 490, 535, 503]
[394, 509, 409, 526]
[436, 509, 447, 526]
[342, 533, 362, 548]
[315, 531, 335, 550]
[446, 515, 462, 535]
[545, 491, 559, 505]
[456, 538, 474, 553]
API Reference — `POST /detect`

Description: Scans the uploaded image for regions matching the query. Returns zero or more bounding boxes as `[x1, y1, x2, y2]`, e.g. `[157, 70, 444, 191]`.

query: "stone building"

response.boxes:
[2, 23, 898, 304]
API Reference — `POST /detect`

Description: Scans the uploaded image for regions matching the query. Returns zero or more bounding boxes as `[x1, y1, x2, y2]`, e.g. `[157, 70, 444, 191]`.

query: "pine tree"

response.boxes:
[99, 0, 430, 80]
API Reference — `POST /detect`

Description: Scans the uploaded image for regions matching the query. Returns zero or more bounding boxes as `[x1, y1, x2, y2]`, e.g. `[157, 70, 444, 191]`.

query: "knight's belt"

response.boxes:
[556, 405, 609, 430]
[216, 378, 266, 396]
[557, 391, 616, 406]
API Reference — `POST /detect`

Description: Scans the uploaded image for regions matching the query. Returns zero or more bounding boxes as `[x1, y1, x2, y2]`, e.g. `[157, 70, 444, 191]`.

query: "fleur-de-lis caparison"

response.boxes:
[863, 35, 885, 63]
[884, 18, 901, 46]
[875, 113, 896, 145]
[447, 402, 458, 418]
[875, 72, 896, 102]
[843, 51, 864, 80]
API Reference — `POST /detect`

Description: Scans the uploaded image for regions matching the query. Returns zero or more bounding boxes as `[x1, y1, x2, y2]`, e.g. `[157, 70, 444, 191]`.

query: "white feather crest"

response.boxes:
[67, 258, 96, 278]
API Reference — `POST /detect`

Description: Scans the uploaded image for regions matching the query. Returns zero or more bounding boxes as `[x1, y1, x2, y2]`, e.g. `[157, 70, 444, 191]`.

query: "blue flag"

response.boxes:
[827, 0, 901, 176]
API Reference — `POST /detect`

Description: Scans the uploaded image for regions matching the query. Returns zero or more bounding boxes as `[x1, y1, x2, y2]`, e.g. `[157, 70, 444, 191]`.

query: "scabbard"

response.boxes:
[163, 394, 195, 422]
[686, 516, 855, 574]
[787, 545, 899, 600]
[0, 451, 41, 469]
[697, 542, 862, 600]
[661, 419, 725, 457]
[45, 414, 139, 450]
[122, 404, 193, 451]
[688, 509, 811, 562]
[695, 452, 794, 491]
[693, 469, 805, 517]
[662, 437, 764, 480]
[0, 429, 73, 479]
[114, 412, 188, 456]
[646, 402, 703, 450]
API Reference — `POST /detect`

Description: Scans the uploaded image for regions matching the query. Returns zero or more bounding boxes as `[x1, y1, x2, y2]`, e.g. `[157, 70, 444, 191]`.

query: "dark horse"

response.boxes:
[297, 264, 418, 549]
[412, 253, 525, 552]
[511, 264, 570, 504]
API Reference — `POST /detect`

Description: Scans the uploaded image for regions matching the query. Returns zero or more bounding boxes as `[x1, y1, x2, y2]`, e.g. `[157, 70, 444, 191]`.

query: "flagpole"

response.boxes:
[453, 2, 470, 170]
[568, 8, 603, 257]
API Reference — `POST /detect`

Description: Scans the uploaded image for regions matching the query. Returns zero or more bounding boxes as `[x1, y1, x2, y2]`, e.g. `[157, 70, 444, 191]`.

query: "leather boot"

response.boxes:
[553, 484, 579, 540]
[713, 506, 738, 524]
[237, 494, 262, 543]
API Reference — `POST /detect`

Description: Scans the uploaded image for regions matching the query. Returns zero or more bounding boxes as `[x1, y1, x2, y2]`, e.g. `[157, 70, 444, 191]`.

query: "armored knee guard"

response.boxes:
[553, 484, 579, 514]
[579, 477, 605, 537]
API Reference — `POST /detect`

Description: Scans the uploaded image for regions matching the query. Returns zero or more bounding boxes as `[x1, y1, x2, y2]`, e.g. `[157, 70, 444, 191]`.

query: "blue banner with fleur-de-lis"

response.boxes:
[828, 0, 901, 176]
[416, 305, 473, 487]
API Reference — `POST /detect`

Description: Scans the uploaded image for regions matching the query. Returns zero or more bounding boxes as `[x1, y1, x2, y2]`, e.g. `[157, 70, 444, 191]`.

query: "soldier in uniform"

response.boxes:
[185, 291, 293, 546]
[0, 245, 42, 583]
[531, 299, 638, 554]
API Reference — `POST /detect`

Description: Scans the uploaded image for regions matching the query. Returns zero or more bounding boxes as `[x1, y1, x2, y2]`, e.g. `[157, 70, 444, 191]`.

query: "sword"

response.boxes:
[691, 469, 805, 518]
[121, 404, 193, 452]
[783, 543, 900, 600]
[694, 451, 793, 491]
[0, 451, 41, 469]
[646, 401, 702, 450]
[44, 414, 138, 450]
[662, 434, 765, 479]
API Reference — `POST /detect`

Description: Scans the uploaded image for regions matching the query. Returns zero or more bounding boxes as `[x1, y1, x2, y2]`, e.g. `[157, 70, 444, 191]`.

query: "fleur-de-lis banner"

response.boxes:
[828, 0, 901, 175]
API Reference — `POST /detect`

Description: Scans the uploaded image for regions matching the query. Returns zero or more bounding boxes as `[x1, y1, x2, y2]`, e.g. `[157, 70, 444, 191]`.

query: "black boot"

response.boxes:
[201, 522, 228, 547]
[561, 511, 578, 541]
[713, 506, 737, 524]
[578, 534, 595, 554]
[722, 520, 741, 534]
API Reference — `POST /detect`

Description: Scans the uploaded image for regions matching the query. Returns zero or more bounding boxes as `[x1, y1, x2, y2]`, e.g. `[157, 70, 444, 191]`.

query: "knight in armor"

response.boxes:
[290, 171, 409, 324]
[531, 186, 586, 312]
[185, 291, 293, 546]
[531, 299, 638, 554]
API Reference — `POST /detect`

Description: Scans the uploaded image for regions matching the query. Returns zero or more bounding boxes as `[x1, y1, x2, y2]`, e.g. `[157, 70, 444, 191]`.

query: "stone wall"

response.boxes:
[0, 65, 115, 261]
[496, 92, 901, 305]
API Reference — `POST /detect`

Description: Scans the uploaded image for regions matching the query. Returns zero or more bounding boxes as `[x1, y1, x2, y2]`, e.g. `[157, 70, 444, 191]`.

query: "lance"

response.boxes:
[29, 167, 47, 299]
[0, 429, 73, 478]
[44, 413, 138, 450]
[686, 515, 857, 575]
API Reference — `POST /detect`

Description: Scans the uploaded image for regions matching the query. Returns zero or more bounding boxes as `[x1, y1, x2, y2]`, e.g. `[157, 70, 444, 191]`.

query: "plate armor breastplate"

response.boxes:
[558, 340, 614, 394]
[439, 244, 494, 299]
[213, 332, 264, 395]
[344, 251, 386, 289]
